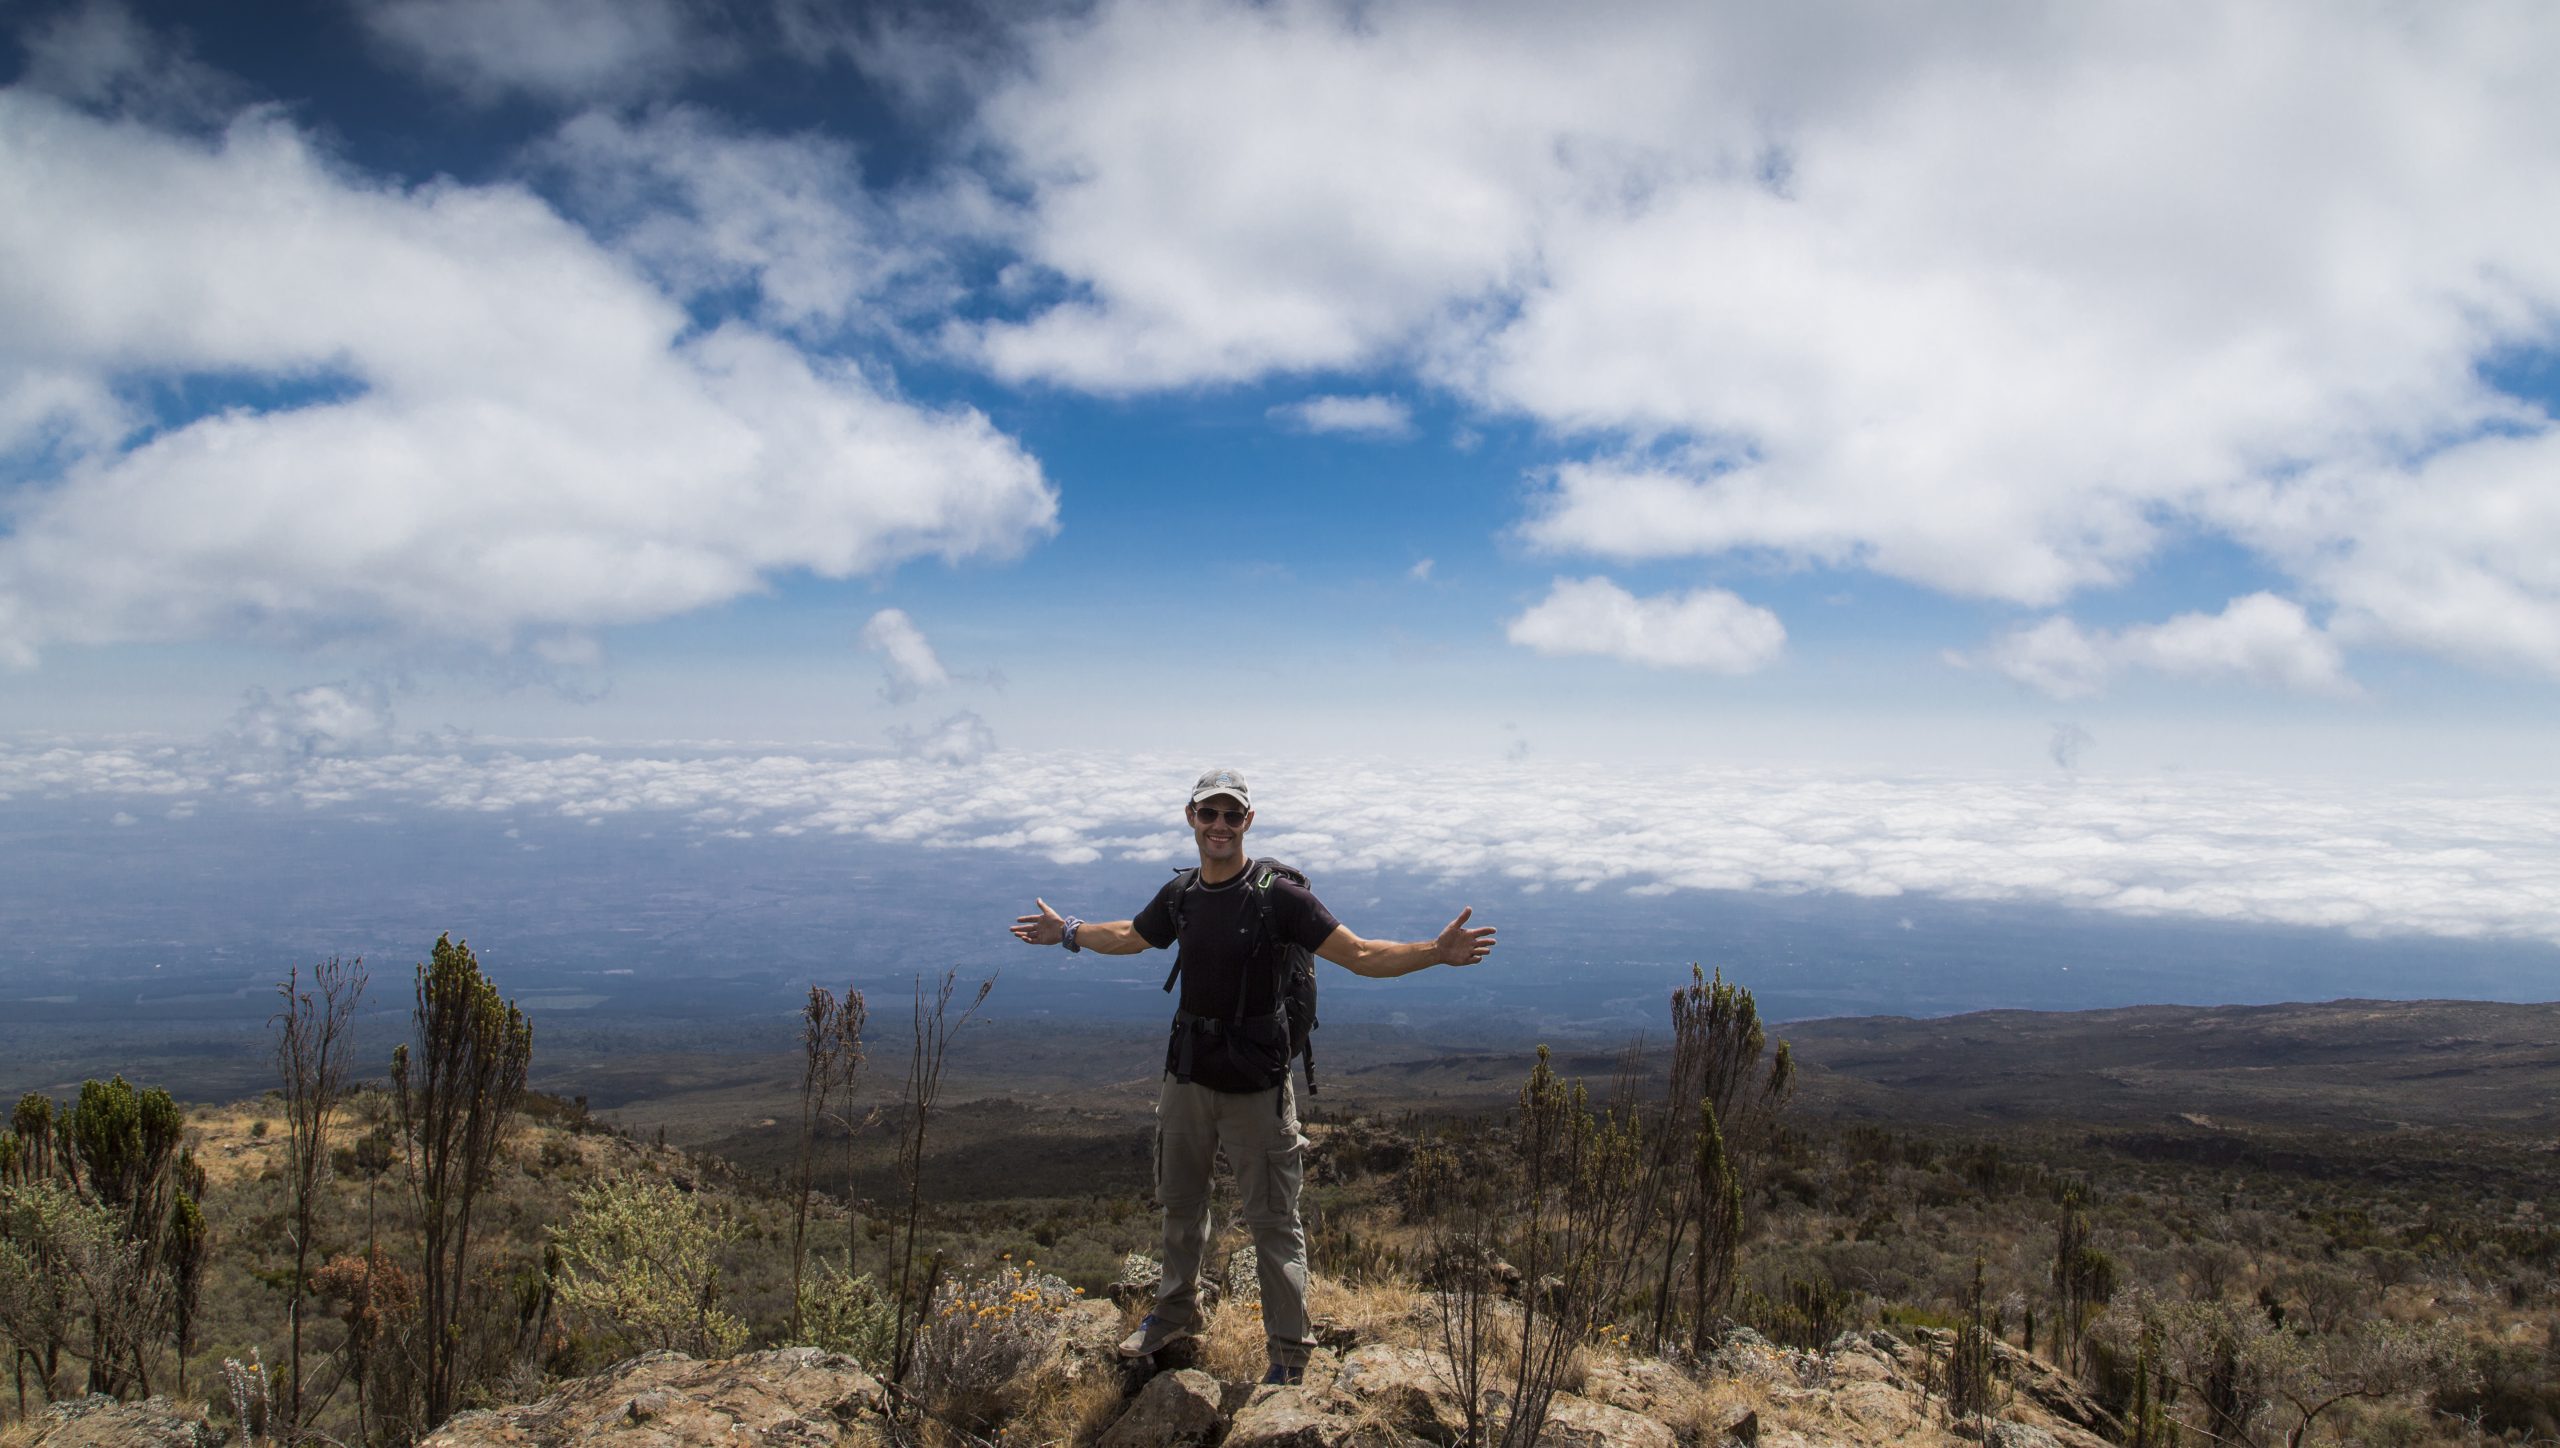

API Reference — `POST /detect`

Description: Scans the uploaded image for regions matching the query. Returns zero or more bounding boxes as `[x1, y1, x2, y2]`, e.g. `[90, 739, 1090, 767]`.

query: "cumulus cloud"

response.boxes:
[1507, 576, 1784, 673]
[0, 90, 1059, 663]
[534, 107, 937, 336]
[1981, 594, 2355, 700]
[1268, 393, 1414, 439]
[9, 739, 2560, 945]
[955, 0, 2560, 673]
[230, 680, 398, 758]
[891, 710, 996, 766]
[859, 608, 951, 703]
[354, 0, 724, 104]
[15, 0, 244, 125]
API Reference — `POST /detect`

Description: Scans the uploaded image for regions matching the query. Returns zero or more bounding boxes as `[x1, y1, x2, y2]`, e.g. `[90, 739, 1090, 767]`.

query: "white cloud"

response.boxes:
[1980, 617, 2112, 701]
[1268, 393, 1413, 439]
[891, 710, 997, 767]
[230, 680, 397, 758]
[9, 738, 2560, 945]
[16, 0, 243, 125]
[859, 608, 950, 703]
[1507, 576, 1783, 673]
[353, 0, 721, 104]
[956, 0, 2560, 671]
[1409, 558, 1434, 581]
[1981, 594, 2354, 700]
[2119, 593, 2355, 695]
[535, 107, 937, 337]
[0, 91, 1059, 662]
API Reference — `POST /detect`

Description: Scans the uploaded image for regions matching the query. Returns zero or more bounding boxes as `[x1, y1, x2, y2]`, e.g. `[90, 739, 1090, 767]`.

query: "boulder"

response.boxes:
[416, 1348, 879, 1448]
[1112, 1254, 1167, 1309]
[1099, 1368, 1225, 1448]
[1985, 1423, 2060, 1448]
[1225, 1386, 1348, 1448]
[1535, 1393, 1674, 1448]
[30, 1395, 216, 1448]
[1573, 1359, 1693, 1419]
[1332, 1344, 1467, 1445]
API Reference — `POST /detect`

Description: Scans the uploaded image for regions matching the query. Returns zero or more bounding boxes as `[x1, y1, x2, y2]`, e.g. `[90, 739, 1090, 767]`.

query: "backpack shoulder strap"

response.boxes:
[1160, 867, 1199, 994]
[1243, 861, 1307, 1016]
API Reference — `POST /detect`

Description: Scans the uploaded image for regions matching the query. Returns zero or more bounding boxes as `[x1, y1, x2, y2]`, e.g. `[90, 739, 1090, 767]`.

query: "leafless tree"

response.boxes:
[887, 970, 990, 1392]
[274, 955, 365, 1435]
[789, 983, 866, 1339]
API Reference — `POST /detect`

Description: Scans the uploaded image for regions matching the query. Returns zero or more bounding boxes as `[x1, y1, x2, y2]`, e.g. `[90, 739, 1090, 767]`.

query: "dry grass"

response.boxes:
[186, 1102, 288, 1189]
[1001, 1363, 1125, 1448]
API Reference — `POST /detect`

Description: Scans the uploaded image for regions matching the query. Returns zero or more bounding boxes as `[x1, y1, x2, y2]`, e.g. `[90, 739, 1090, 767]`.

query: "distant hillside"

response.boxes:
[1778, 996, 2560, 1133]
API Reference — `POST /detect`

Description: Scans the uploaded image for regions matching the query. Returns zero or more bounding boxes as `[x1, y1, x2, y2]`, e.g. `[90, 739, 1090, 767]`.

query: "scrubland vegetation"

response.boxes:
[3, 942, 2552, 1448]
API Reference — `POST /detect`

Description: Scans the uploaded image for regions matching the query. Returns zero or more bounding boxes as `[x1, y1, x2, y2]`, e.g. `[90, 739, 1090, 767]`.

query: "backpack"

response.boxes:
[1162, 860, 1322, 1095]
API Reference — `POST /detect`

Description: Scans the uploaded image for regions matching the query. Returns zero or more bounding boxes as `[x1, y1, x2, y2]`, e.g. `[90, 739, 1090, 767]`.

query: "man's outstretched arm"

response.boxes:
[1315, 907, 1496, 979]
[1010, 898, 1156, 955]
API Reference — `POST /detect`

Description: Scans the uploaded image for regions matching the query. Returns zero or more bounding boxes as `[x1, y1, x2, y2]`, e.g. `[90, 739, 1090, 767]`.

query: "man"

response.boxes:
[1010, 767, 1495, 1385]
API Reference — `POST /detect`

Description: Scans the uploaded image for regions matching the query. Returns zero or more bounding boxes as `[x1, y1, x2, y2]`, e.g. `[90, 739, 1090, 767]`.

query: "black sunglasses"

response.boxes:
[1192, 805, 1248, 826]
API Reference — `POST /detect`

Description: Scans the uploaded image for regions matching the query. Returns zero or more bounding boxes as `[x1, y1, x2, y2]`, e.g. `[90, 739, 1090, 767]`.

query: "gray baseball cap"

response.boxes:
[1189, 768, 1251, 807]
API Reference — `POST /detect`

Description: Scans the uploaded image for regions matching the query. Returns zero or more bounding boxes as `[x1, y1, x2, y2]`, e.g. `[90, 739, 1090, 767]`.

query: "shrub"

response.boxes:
[797, 1261, 898, 1374]
[911, 1259, 1080, 1432]
[550, 1177, 745, 1359]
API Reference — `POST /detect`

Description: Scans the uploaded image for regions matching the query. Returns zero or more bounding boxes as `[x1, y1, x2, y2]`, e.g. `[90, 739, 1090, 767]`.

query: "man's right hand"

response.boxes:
[1010, 898, 1067, 946]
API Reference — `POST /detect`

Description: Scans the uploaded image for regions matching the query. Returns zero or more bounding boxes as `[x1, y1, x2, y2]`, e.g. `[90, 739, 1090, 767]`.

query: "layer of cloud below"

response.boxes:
[4, 740, 2552, 946]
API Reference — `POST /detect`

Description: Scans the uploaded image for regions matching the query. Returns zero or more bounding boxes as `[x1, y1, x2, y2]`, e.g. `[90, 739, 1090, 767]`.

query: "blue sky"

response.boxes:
[6, 1, 2560, 963]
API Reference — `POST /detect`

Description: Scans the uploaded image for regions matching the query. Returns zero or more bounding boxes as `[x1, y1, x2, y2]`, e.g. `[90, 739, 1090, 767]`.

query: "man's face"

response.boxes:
[1188, 795, 1251, 859]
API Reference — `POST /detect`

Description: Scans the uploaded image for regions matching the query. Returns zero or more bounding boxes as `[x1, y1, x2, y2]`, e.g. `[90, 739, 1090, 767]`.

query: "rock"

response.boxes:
[1713, 1407, 1758, 1447]
[31, 1395, 216, 1448]
[1574, 1359, 1693, 1419]
[1830, 1381, 1914, 1432]
[1112, 1253, 1167, 1309]
[1099, 1368, 1224, 1448]
[1985, 1423, 2061, 1448]
[1225, 1387, 1348, 1448]
[1989, 1343, 2120, 1439]
[1061, 1298, 1126, 1360]
[1536, 1392, 1675, 1448]
[1333, 1345, 1467, 1445]
[416, 1348, 879, 1448]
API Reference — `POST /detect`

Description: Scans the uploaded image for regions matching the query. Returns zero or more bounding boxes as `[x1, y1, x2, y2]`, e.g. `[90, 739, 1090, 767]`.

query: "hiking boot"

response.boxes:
[1260, 1361, 1306, 1387]
[1118, 1314, 1199, 1358]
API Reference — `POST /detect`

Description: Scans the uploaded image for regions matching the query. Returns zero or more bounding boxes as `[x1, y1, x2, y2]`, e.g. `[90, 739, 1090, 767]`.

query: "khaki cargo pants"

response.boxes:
[1151, 1073, 1313, 1367]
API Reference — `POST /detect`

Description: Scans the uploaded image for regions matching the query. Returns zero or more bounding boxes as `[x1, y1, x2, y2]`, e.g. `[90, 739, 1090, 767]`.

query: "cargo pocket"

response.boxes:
[1260, 1138, 1305, 1220]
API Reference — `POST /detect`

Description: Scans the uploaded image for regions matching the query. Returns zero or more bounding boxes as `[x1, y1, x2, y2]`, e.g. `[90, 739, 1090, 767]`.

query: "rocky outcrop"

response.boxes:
[388, 1318, 2118, 1448]
[27, 1395, 217, 1448]
[417, 1348, 880, 1448]
[1098, 1369, 1225, 1448]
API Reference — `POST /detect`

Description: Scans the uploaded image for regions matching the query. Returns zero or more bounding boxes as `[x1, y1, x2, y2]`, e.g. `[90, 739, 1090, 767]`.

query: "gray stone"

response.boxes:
[1986, 1423, 2061, 1448]
[1225, 1387, 1348, 1448]
[1714, 1407, 1759, 1447]
[1099, 1368, 1225, 1448]
[1333, 1345, 1467, 1446]
[1535, 1393, 1675, 1448]
[416, 1347, 879, 1448]
[32, 1395, 216, 1448]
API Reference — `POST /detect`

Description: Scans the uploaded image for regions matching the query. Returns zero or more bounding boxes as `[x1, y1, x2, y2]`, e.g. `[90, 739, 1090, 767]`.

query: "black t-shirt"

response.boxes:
[1133, 860, 1340, 1020]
